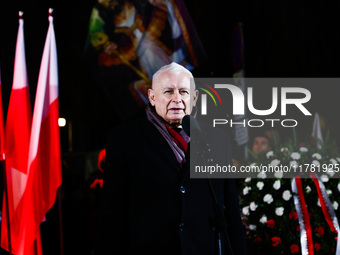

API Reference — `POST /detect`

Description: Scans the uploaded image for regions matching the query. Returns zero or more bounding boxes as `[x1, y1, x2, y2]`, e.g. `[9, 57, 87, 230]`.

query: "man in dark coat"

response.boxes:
[95, 62, 247, 255]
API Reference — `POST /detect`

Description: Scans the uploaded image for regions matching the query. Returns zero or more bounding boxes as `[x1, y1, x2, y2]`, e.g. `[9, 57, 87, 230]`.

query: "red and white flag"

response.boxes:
[0, 16, 37, 254]
[311, 112, 323, 149]
[17, 13, 62, 254]
[0, 68, 5, 155]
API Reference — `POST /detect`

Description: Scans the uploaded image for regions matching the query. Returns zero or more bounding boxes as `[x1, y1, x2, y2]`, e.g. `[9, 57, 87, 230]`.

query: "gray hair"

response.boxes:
[152, 62, 193, 88]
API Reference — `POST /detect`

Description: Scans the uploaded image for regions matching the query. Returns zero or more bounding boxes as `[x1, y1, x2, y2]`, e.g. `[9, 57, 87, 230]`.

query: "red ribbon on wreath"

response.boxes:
[292, 174, 340, 255]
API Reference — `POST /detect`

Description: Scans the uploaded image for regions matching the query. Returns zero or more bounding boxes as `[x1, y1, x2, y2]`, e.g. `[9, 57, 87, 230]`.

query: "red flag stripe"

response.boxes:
[295, 176, 314, 255]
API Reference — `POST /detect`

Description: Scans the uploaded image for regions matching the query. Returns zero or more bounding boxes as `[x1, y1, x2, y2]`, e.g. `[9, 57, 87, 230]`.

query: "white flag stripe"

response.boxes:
[13, 19, 28, 90]
[27, 16, 58, 170]
[49, 16, 58, 100]
[10, 167, 28, 209]
[311, 112, 323, 149]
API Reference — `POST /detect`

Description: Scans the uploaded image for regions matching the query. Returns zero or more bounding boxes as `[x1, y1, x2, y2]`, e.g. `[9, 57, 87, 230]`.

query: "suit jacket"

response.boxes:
[95, 112, 247, 255]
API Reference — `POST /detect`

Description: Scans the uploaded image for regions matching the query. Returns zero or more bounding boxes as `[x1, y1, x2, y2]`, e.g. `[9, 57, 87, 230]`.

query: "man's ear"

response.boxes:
[148, 89, 156, 106]
[192, 90, 199, 107]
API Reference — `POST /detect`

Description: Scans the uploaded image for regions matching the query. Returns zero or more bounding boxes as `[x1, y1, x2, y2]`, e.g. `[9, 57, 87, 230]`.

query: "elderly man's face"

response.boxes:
[148, 71, 198, 126]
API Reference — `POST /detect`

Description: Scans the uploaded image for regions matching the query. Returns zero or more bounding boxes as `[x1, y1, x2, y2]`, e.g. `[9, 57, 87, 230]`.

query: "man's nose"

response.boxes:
[172, 91, 182, 103]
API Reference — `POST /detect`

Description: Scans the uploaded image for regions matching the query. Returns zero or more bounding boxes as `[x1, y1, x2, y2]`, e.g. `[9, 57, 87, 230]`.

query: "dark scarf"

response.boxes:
[145, 104, 190, 166]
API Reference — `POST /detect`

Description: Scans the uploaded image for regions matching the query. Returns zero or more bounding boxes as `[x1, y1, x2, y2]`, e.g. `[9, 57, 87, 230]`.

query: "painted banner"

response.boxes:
[84, 0, 205, 120]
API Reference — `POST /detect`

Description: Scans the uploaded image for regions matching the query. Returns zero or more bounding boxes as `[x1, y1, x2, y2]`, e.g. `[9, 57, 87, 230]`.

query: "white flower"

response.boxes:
[338, 183, 340, 192]
[275, 207, 284, 216]
[245, 177, 251, 182]
[263, 194, 274, 204]
[270, 159, 280, 167]
[249, 224, 257, 230]
[250, 201, 258, 211]
[320, 174, 329, 183]
[330, 158, 337, 165]
[290, 152, 301, 160]
[273, 180, 281, 190]
[274, 171, 283, 178]
[280, 147, 288, 152]
[317, 198, 321, 207]
[257, 171, 267, 179]
[333, 201, 339, 210]
[327, 169, 335, 177]
[299, 147, 308, 152]
[282, 190, 292, 201]
[327, 189, 332, 195]
[250, 163, 257, 169]
[266, 151, 274, 158]
[259, 215, 267, 224]
[242, 206, 250, 215]
[312, 160, 320, 166]
[257, 181, 264, 190]
[312, 153, 322, 160]
[243, 186, 251, 195]
[290, 160, 298, 169]
[305, 185, 312, 193]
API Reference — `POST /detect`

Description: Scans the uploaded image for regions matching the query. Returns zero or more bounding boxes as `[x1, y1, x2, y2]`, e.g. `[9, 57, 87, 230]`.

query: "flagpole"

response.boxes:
[1, 154, 12, 254]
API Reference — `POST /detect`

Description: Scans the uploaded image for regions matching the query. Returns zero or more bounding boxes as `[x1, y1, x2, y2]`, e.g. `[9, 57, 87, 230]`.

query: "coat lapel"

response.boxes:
[142, 118, 182, 172]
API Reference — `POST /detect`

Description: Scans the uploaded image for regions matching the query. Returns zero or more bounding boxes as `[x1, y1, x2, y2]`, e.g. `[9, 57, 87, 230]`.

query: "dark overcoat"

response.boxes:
[95, 113, 247, 255]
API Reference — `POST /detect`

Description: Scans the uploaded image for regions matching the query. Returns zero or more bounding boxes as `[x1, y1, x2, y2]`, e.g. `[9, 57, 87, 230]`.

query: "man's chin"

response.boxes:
[164, 112, 188, 126]
[167, 118, 183, 127]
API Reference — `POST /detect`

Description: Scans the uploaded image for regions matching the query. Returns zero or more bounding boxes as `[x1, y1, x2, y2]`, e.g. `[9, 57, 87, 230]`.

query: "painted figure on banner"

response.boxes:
[84, 0, 205, 120]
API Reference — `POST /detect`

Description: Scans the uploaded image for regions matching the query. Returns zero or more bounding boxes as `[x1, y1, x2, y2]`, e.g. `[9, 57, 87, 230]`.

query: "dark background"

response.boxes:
[1, 0, 340, 254]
